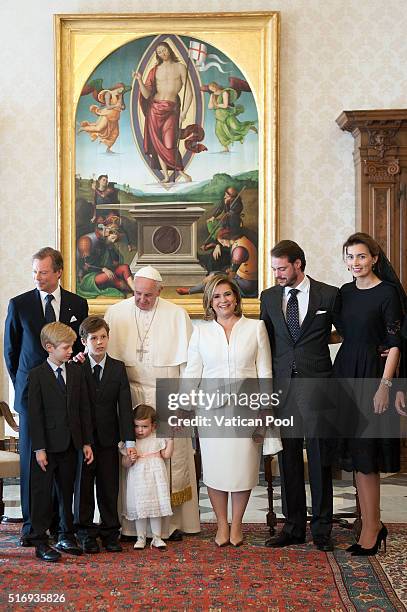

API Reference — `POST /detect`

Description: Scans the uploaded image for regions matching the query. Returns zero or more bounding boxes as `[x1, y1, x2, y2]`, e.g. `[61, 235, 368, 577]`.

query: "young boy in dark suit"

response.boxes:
[74, 316, 135, 553]
[28, 322, 94, 562]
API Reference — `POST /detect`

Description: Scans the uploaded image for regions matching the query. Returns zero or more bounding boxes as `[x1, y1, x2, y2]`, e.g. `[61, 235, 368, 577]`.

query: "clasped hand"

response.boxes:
[395, 391, 407, 416]
[127, 447, 137, 463]
[373, 384, 389, 414]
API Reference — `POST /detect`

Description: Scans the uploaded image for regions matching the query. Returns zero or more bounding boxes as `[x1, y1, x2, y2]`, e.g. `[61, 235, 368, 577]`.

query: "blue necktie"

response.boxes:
[56, 367, 66, 392]
[45, 294, 56, 323]
[286, 288, 301, 342]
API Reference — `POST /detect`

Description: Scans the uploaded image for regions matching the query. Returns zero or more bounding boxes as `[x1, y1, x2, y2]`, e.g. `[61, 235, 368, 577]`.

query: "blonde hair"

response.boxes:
[40, 322, 77, 350]
[202, 273, 242, 321]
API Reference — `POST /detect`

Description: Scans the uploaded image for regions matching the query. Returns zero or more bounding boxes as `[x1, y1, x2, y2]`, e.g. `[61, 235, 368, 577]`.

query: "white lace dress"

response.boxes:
[120, 434, 173, 520]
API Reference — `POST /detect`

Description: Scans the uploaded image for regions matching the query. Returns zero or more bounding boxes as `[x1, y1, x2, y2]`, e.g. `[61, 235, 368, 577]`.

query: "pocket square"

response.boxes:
[70, 315, 78, 323]
[315, 310, 327, 315]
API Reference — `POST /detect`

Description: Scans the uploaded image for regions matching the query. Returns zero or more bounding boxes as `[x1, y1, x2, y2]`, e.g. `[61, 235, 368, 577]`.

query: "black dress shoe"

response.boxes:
[313, 536, 334, 552]
[167, 529, 183, 542]
[351, 524, 388, 557]
[82, 537, 100, 554]
[103, 540, 122, 553]
[265, 532, 305, 548]
[346, 543, 361, 553]
[35, 543, 61, 562]
[19, 536, 33, 547]
[55, 537, 83, 556]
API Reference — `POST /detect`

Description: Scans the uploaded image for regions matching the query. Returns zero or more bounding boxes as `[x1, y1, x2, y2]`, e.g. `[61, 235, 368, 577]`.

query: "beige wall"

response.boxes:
[2, 0, 407, 396]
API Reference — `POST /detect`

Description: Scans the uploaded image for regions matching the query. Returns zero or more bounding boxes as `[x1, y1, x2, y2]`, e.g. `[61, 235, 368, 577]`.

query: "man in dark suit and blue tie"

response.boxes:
[4, 247, 88, 545]
[260, 240, 339, 551]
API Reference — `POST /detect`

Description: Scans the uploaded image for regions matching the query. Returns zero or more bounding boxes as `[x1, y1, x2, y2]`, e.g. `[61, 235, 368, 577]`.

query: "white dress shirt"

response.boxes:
[88, 353, 135, 448]
[282, 275, 310, 326]
[40, 286, 61, 321]
[89, 354, 106, 378]
[47, 358, 66, 383]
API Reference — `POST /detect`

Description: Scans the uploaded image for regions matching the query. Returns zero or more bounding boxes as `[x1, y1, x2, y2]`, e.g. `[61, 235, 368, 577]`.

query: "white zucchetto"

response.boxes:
[134, 266, 163, 282]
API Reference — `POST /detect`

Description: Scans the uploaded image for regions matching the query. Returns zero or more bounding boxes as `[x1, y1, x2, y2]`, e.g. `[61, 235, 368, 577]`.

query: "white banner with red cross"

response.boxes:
[188, 40, 230, 73]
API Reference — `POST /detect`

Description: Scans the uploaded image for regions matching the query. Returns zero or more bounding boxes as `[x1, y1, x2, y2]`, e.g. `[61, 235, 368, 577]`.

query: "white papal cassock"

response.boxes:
[105, 296, 200, 537]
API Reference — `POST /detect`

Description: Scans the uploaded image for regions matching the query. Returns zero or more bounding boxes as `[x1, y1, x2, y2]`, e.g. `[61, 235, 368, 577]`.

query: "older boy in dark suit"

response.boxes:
[74, 316, 135, 554]
[28, 322, 93, 562]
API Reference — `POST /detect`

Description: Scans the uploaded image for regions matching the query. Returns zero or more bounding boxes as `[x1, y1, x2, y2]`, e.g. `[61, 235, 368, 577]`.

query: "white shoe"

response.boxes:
[150, 535, 166, 549]
[133, 536, 146, 550]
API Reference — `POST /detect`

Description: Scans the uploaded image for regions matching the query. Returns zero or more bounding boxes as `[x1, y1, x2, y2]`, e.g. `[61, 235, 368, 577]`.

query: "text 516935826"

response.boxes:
[8, 594, 66, 603]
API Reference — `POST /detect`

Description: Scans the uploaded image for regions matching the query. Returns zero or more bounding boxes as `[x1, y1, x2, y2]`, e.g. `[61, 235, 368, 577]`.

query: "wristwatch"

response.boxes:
[381, 378, 392, 388]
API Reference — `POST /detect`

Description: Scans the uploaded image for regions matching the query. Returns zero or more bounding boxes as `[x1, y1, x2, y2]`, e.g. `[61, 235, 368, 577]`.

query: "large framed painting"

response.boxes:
[55, 12, 279, 316]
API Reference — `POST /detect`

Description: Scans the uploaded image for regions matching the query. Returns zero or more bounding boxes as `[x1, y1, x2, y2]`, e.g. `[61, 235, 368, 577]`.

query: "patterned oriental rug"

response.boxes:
[0, 523, 406, 611]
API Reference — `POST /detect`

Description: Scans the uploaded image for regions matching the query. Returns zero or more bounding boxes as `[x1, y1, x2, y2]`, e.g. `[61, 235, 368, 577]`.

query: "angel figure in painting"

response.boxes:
[79, 83, 129, 153]
[207, 80, 258, 152]
[134, 41, 206, 184]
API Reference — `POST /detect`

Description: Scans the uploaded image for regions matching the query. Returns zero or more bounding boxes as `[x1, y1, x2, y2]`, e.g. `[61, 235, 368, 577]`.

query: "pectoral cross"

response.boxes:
[136, 346, 148, 362]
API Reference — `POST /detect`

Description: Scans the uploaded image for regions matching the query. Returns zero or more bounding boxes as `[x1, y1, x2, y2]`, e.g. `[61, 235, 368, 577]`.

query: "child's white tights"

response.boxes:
[135, 517, 162, 537]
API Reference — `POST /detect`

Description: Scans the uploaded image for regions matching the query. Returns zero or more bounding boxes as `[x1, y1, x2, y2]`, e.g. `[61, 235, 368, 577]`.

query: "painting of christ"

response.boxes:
[61, 12, 279, 314]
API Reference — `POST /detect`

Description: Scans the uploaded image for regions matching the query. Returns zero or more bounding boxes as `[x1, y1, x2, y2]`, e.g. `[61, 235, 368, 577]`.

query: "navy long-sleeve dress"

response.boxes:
[333, 281, 402, 473]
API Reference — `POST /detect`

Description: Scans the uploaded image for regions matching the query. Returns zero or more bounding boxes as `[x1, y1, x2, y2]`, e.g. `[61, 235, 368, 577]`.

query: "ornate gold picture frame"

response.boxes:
[55, 12, 279, 316]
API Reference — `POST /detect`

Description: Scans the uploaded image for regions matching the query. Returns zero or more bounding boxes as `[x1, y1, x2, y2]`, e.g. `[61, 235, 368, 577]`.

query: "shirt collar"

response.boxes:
[284, 275, 310, 296]
[89, 354, 107, 371]
[47, 358, 66, 373]
[40, 285, 61, 302]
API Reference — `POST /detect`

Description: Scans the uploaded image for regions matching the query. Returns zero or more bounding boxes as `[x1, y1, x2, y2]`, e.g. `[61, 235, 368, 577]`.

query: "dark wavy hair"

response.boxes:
[271, 240, 306, 271]
[343, 232, 407, 316]
[155, 41, 179, 65]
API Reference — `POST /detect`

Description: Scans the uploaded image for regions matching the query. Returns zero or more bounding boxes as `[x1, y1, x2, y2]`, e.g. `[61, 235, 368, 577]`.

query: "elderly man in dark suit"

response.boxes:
[4, 247, 88, 545]
[260, 240, 339, 551]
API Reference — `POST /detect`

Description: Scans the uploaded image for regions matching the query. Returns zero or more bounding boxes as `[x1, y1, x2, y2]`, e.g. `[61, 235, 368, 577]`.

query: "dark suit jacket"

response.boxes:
[260, 277, 339, 382]
[82, 354, 135, 447]
[28, 361, 93, 453]
[4, 287, 88, 414]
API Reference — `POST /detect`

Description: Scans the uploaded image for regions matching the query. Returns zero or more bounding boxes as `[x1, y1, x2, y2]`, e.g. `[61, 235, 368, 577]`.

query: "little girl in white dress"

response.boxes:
[120, 404, 174, 549]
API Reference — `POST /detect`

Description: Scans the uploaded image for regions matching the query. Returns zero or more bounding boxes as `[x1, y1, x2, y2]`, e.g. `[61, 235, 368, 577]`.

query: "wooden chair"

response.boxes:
[264, 452, 361, 537]
[0, 401, 20, 523]
[194, 433, 202, 500]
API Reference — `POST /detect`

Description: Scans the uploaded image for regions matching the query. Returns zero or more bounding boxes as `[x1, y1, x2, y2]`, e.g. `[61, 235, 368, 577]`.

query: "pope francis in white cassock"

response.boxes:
[104, 266, 200, 539]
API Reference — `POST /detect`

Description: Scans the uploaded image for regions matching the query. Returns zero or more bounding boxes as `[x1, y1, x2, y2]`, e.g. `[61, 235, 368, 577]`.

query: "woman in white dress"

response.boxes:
[183, 274, 273, 546]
